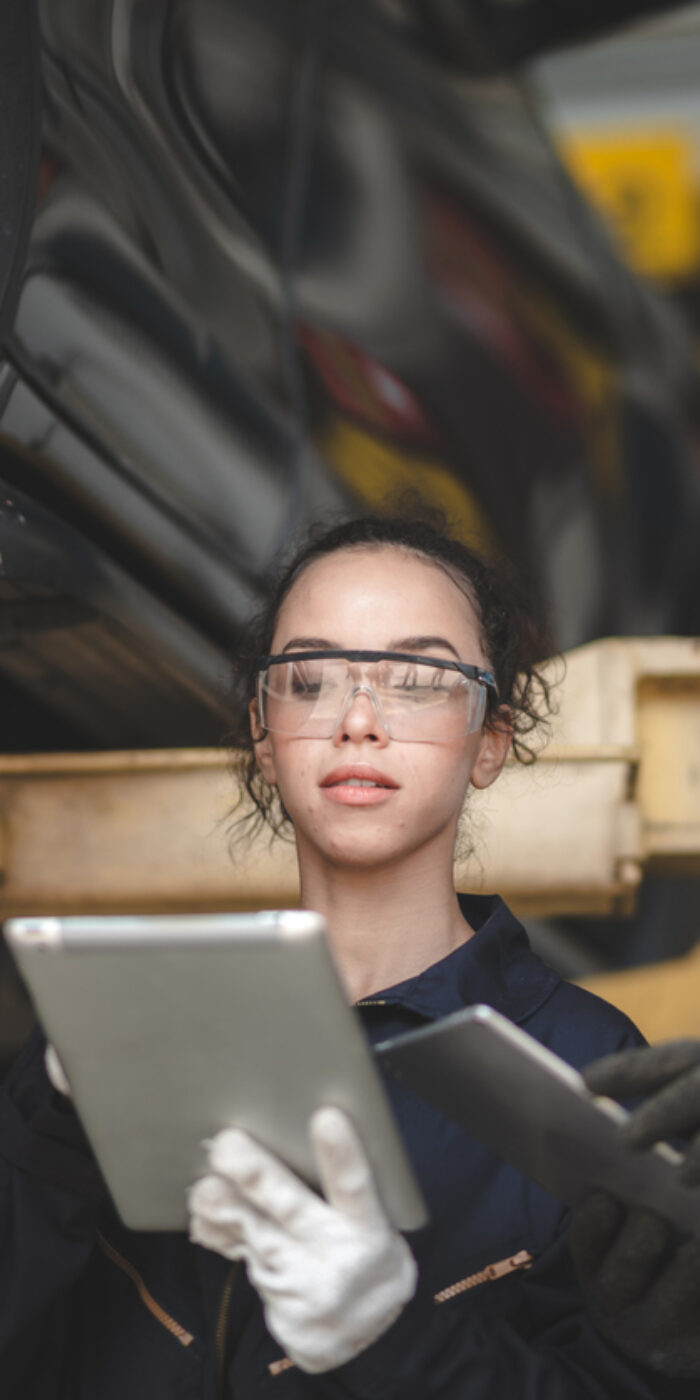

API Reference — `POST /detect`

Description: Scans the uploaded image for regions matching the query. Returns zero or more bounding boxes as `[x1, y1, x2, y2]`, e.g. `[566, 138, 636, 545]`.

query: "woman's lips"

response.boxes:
[320, 765, 399, 807]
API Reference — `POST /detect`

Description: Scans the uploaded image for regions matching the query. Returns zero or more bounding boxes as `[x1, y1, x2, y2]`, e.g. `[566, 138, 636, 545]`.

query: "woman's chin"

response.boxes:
[292, 805, 454, 874]
[320, 828, 428, 874]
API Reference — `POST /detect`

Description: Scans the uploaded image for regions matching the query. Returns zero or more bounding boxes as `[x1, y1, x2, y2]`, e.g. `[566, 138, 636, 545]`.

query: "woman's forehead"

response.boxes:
[273, 546, 483, 651]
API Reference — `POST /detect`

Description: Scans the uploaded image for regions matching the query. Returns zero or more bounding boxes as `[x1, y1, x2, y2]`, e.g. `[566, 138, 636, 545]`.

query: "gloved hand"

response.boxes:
[571, 1040, 700, 1377]
[585, 1040, 700, 1185]
[188, 1106, 418, 1373]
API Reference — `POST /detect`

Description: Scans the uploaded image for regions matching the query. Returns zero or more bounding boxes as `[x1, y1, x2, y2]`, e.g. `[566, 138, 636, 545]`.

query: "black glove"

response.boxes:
[570, 1040, 700, 1378]
[571, 1190, 700, 1377]
[584, 1040, 700, 1186]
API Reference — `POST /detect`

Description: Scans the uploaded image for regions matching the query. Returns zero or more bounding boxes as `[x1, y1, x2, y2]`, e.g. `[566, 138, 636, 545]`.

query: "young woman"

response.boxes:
[0, 512, 692, 1399]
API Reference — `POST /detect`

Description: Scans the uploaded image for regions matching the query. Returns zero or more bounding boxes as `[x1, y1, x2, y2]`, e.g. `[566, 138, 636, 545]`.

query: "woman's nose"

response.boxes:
[333, 686, 389, 745]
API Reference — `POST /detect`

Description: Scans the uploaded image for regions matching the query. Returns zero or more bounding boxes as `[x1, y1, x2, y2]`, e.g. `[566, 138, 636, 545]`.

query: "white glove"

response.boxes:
[188, 1107, 418, 1373]
[45, 1043, 71, 1097]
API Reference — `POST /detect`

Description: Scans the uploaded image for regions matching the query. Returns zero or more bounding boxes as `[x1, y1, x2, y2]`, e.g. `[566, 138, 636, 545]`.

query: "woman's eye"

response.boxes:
[289, 669, 324, 697]
[390, 668, 446, 691]
[289, 668, 341, 698]
[291, 678, 321, 697]
[404, 684, 450, 701]
[387, 666, 419, 689]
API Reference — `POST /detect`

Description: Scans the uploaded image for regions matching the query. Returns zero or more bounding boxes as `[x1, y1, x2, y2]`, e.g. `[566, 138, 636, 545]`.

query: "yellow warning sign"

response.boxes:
[560, 129, 700, 281]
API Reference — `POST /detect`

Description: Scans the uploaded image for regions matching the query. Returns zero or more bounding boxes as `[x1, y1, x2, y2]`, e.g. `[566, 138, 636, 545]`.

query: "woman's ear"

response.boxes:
[249, 698, 277, 785]
[470, 708, 512, 791]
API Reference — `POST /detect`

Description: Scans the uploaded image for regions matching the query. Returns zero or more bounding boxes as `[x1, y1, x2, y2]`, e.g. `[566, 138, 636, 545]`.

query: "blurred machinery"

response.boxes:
[1, 0, 699, 755]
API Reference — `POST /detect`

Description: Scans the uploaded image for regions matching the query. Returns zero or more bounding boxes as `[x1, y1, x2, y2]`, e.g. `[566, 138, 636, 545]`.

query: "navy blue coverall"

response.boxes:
[0, 895, 695, 1398]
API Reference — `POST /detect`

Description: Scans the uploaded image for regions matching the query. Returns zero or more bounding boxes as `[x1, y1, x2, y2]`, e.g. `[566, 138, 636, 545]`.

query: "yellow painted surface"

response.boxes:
[513, 284, 623, 506]
[561, 130, 700, 280]
[579, 943, 700, 1044]
[320, 418, 498, 552]
[0, 748, 644, 918]
[638, 676, 700, 867]
[0, 752, 299, 914]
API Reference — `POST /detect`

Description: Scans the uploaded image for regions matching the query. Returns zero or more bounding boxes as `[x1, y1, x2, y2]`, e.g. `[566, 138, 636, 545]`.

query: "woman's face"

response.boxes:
[252, 546, 510, 873]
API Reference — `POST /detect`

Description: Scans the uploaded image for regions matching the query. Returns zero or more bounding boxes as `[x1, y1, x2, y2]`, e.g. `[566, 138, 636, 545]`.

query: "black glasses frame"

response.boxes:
[255, 650, 498, 697]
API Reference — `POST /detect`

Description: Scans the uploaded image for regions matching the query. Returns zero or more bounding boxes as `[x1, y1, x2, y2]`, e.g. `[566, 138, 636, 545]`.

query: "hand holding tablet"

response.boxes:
[189, 1109, 417, 1373]
[3, 912, 426, 1233]
[377, 1006, 700, 1243]
[570, 1040, 700, 1379]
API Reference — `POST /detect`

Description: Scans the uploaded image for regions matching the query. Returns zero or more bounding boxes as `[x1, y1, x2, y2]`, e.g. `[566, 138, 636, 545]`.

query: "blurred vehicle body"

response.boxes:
[1, 0, 699, 753]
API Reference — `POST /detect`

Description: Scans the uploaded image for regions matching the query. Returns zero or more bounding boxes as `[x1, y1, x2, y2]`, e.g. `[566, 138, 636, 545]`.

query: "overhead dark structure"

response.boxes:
[0, 1, 41, 344]
[417, 0, 700, 67]
[1, 0, 699, 751]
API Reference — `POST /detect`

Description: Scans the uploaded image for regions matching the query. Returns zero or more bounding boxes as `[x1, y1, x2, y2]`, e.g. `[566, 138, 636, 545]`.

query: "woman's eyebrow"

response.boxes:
[279, 635, 462, 658]
[281, 636, 337, 652]
[388, 635, 461, 660]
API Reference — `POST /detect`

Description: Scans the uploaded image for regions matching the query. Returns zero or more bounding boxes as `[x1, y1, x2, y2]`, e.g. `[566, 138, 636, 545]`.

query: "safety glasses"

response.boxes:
[254, 650, 497, 744]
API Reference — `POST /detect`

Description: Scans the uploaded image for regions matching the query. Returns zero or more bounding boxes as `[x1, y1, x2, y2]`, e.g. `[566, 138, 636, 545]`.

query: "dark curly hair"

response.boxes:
[228, 510, 558, 841]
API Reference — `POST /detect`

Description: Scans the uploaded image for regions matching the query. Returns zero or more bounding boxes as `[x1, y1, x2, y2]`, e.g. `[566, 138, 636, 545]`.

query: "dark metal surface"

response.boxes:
[0, 1, 41, 344]
[0, 477, 230, 746]
[415, 1, 700, 68]
[2, 0, 699, 749]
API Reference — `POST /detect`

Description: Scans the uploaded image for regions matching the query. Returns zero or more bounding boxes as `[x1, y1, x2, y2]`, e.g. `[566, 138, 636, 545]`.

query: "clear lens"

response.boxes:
[258, 657, 487, 742]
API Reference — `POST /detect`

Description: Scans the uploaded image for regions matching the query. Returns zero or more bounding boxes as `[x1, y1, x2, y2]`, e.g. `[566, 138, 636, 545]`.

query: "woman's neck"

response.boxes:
[296, 838, 474, 1002]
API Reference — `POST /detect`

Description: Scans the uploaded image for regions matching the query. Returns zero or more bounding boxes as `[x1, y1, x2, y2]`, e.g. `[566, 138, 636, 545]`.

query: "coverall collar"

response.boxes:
[359, 893, 560, 1026]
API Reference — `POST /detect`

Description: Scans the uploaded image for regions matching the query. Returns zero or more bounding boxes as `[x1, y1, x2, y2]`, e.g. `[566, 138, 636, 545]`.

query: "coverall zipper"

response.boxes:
[96, 1231, 195, 1346]
[216, 1261, 241, 1399]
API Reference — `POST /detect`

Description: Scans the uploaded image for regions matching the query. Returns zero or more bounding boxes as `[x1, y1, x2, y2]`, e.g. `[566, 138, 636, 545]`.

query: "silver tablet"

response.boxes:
[4, 912, 427, 1233]
[377, 1004, 700, 1240]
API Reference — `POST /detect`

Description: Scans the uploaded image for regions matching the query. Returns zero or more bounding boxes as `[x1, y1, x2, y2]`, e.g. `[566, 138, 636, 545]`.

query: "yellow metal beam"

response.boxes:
[0, 750, 298, 915]
[578, 948, 700, 1045]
